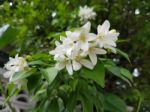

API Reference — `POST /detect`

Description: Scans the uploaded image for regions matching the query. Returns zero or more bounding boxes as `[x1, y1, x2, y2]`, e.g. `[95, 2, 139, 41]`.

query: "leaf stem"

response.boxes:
[136, 97, 142, 112]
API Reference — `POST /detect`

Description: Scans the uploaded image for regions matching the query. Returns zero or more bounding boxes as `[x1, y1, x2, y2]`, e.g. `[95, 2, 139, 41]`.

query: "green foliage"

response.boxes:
[83, 62, 105, 87]
[10, 68, 36, 82]
[0, 0, 150, 111]
[40, 67, 58, 84]
[0, 26, 19, 49]
[104, 94, 127, 112]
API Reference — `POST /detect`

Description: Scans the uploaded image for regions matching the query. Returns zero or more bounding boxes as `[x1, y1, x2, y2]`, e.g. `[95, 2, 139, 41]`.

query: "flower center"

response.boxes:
[69, 43, 73, 47]
[97, 34, 104, 39]
[75, 55, 81, 61]
[89, 46, 94, 51]
[79, 33, 86, 42]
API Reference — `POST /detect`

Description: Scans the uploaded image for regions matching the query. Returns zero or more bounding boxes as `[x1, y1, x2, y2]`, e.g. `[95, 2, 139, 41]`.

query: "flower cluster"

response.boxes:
[78, 5, 96, 22]
[3, 54, 28, 85]
[50, 20, 119, 75]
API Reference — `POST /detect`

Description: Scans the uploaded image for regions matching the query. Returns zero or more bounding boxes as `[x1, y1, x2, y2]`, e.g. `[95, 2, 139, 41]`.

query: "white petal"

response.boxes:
[66, 31, 80, 41]
[15, 54, 19, 58]
[55, 41, 61, 46]
[72, 60, 82, 71]
[105, 40, 116, 47]
[3, 71, 14, 78]
[98, 20, 110, 34]
[94, 48, 107, 54]
[49, 50, 55, 55]
[60, 36, 66, 41]
[80, 42, 89, 51]
[89, 52, 97, 65]
[106, 33, 119, 41]
[66, 61, 73, 75]
[87, 33, 97, 41]
[82, 22, 91, 33]
[104, 45, 116, 54]
[55, 62, 65, 70]
[98, 41, 104, 48]
[80, 59, 94, 69]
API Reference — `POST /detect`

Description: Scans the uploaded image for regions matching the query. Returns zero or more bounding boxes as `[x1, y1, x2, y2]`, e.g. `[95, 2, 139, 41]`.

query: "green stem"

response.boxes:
[136, 97, 142, 112]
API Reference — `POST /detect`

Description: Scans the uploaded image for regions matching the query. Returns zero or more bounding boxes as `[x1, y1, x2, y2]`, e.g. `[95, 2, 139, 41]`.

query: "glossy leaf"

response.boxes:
[28, 60, 47, 66]
[116, 48, 131, 63]
[10, 68, 36, 82]
[66, 92, 77, 112]
[49, 99, 59, 112]
[27, 73, 41, 93]
[40, 67, 58, 84]
[105, 65, 132, 86]
[104, 94, 127, 112]
[0, 26, 19, 49]
[120, 67, 133, 82]
[79, 94, 93, 112]
[83, 62, 105, 87]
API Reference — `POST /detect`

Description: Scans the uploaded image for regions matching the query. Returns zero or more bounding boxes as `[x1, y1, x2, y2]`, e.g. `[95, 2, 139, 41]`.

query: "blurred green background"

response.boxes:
[0, 0, 150, 111]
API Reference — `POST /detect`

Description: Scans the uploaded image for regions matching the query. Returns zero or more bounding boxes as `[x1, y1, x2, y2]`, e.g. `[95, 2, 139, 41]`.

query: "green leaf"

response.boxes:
[49, 99, 59, 112]
[30, 53, 51, 61]
[28, 60, 47, 66]
[0, 26, 19, 49]
[120, 68, 133, 82]
[66, 92, 77, 112]
[79, 94, 93, 112]
[100, 58, 116, 66]
[105, 65, 132, 86]
[27, 73, 41, 93]
[116, 48, 131, 63]
[104, 94, 127, 112]
[7, 83, 15, 96]
[40, 67, 58, 84]
[10, 68, 36, 82]
[83, 62, 105, 87]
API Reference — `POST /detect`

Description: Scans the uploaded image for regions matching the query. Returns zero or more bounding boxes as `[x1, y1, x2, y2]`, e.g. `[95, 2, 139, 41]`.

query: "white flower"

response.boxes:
[53, 45, 94, 75]
[87, 44, 107, 65]
[66, 22, 96, 52]
[50, 20, 119, 75]
[55, 58, 73, 75]
[71, 49, 94, 71]
[50, 22, 96, 75]
[96, 20, 119, 53]
[78, 6, 96, 22]
[0, 24, 9, 37]
[3, 54, 28, 85]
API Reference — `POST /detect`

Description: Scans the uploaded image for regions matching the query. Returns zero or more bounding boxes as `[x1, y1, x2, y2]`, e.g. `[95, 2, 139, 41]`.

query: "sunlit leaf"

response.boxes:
[104, 93, 127, 112]
[105, 65, 132, 86]
[83, 62, 105, 87]
[10, 68, 36, 82]
[40, 67, 58, 84]
[0, 26, 19, 49]
[120, 67, 133, 82]
[116, 48, 131, 63]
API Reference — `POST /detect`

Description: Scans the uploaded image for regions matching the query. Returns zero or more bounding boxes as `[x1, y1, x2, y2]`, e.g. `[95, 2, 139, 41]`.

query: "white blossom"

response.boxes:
[50, 20, 119, 75]
[3, 54, 28, 86]
[66, 22, 96, 52]
[87, 44, 107, 65]
[96, 20, 119, 53]
[78, 6, 96, 22]
[50, 22, 96, 75]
